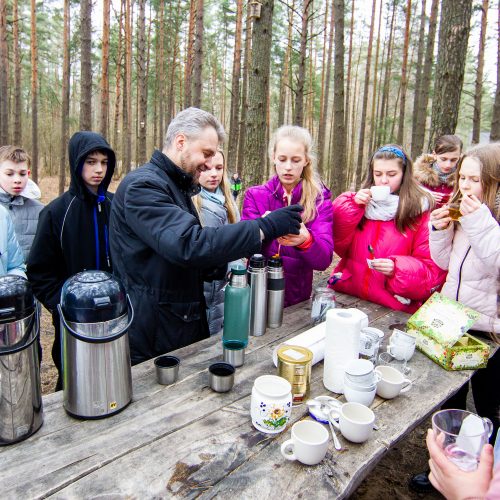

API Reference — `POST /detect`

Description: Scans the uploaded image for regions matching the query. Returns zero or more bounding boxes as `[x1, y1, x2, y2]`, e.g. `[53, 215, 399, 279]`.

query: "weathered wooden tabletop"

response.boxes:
[0, 293, 483, 499]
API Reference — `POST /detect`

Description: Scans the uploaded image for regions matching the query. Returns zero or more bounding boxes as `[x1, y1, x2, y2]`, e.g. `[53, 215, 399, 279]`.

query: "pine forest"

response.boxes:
[0, 0, 499, 195]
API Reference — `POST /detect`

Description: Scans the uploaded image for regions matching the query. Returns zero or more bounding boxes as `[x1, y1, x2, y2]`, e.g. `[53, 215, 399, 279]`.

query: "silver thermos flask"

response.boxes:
[267, 255, 285, 328]
[248, 254, 267, 337]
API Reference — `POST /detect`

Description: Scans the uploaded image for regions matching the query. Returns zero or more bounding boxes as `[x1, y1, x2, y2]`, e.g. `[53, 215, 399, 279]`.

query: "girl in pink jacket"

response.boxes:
[328, 144, 446, 313]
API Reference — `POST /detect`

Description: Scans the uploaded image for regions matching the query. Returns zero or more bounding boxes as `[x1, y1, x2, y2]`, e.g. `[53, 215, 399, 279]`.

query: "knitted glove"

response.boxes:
[256, 204, 303, 241]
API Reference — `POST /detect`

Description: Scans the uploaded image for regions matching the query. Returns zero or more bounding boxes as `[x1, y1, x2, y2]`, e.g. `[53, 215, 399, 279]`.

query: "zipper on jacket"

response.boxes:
[455, 245, 471, 302]
[104, 224, 111, 268]
[93, 205, 101, 270]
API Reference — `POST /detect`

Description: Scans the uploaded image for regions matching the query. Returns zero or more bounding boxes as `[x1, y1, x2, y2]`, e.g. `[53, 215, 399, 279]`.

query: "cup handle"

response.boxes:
[400, 379, 413, 393]
[373, 372, 382, 384]
[280, 439, 297, 461]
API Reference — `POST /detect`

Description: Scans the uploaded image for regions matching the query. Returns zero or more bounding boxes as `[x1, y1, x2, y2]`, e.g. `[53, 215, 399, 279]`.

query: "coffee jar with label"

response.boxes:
[277, 345, 313, 406]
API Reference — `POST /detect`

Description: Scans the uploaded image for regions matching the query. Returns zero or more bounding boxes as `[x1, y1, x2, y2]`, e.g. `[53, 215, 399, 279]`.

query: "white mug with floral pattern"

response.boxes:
[251, 375, 292, 434]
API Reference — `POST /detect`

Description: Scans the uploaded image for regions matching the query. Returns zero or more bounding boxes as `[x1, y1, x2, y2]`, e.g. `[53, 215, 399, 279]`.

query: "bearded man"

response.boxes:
[110, 107, 302, 364]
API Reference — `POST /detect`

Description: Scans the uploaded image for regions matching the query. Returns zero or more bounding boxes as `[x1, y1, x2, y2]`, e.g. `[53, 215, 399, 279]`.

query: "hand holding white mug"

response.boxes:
[354, 188, 372, 206]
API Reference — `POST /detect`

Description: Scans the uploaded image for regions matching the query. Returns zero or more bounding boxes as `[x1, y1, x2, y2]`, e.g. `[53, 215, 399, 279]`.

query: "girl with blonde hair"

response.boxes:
[193, 149, 240, 334]
[241, 125, 333, 307]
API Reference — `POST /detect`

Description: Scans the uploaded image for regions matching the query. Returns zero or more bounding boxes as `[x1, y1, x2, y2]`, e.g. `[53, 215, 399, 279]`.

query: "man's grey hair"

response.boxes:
[164, 107, 226, 148]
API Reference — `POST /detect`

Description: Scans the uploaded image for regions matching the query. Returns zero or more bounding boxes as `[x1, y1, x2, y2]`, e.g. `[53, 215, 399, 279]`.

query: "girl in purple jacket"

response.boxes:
[242, 125, 333, 307]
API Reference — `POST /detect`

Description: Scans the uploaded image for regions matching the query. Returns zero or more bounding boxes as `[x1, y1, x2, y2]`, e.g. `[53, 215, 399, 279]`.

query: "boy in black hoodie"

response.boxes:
[27, 131, 116, 390]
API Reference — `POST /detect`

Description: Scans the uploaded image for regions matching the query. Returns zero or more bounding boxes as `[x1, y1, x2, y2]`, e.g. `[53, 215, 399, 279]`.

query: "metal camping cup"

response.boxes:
[208, 362, 235, 393]
[155, 355, 180, 385]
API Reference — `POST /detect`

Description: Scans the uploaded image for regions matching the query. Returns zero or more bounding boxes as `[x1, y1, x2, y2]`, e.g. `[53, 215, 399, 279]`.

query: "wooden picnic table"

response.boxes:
[0, 292, 488, 499]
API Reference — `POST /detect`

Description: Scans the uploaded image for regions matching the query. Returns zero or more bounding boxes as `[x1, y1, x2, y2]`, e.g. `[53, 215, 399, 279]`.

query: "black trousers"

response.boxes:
[443, 343, 500, 444]
[51, 311, 63, 392]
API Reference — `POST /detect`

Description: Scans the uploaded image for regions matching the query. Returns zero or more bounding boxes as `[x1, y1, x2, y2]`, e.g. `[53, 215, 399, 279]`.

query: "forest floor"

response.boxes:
[36, 176, 446, 499]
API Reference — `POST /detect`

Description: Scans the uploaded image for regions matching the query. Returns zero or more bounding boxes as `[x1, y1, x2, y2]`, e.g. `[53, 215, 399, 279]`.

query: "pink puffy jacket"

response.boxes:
[328, 192, 446, 313]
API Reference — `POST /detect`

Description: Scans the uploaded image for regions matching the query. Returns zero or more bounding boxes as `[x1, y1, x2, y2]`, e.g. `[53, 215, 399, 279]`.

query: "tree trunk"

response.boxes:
[377, 0, 396, 147]
[137, 0, 147, 164]
[491, 0, 500, 141]
[344, 0, 355, 168]
[12, 0, 21, 145]
[112, 0, 124, 157]
[79, 0, 92, 130]
[368, 0, 383, 152]
[330, 0, 346, 195]
[317, 0, 334, 177]
[0, 0, 9, 144]
[184, 0, 196, 108]
[355, 0, 377, 187]
[410, 0, 427, 157]
[471, 0, 488, 144]
[227, 0, 244, 173]
[396, 0, 412, 145]
[278, 0, 295, 127]
[294, 0, 312, 126]
[237, 1, 253, 177]
[243, 0, 274, 188]
[30, 0, 38, 183]
[412, 0, 438, 155]
[192, 0, 204, 108]
[122, 0, 132, 174]
[59, 0, 70, 195]
[100, 0, 110, 139]
[428, 0, 472, 148]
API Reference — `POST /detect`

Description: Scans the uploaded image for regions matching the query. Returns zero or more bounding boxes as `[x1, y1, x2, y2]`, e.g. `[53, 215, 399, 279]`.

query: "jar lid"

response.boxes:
[277, 345, 313, 365]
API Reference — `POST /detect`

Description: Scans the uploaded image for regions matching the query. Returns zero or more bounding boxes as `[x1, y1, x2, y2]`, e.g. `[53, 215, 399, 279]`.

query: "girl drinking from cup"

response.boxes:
[428, 142, 500, 436]
[414, 134, 462, 208]
[241, 125, 333, 307]
[193, 150, 240, 335]
[328, 144, 445, 313]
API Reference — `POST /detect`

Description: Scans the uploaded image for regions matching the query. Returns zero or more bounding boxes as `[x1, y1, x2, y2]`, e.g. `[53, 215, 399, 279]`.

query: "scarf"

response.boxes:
[365, 194, 400, 221]
[432, 162, 456, 184]
[200, 186, 226, 206]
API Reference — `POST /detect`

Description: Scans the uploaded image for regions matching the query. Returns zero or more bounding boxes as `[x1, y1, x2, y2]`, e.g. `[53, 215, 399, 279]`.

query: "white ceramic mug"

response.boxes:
[343, 382, 376, 407]
[281, 420, 329, 465]
[375, 365, 412, 399]
[336, 402, 375, 443]
[251, 375, 292, 434]
[370, 185, 390, 201]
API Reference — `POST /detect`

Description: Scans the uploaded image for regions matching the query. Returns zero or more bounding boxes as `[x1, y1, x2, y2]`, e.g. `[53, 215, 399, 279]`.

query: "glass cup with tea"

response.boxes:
[446, 199, 463, 221]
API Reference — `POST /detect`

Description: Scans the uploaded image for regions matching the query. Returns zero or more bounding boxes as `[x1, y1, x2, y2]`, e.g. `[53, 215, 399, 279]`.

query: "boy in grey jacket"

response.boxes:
[0, 146, 44, 260]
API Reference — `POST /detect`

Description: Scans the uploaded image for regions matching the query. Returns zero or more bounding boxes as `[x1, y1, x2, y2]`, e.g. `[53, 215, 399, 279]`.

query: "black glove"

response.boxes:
[256, 204, 303, 241]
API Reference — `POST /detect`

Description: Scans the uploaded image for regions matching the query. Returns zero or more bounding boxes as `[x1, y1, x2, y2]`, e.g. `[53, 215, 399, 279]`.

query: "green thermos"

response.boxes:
[222, 264, 250, 367]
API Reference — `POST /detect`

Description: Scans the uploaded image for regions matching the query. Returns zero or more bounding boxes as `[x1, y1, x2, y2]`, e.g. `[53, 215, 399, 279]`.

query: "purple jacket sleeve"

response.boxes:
[386, 212, 447, 300]
[332, 192, 366, 257]
[241, 188, 265, 221]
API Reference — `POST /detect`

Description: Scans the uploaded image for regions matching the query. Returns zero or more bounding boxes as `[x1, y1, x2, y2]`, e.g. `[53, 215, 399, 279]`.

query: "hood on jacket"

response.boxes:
[68, 131, 116, 200]
[414, 154, 455, 188]
[20, 179, 41, 200]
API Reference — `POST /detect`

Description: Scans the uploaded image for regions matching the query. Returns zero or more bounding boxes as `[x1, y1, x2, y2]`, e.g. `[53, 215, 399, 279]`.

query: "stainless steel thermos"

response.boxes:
[58, 271, 134, 419]
[248, 254, 267, 337]
[267, 255, 284, 328]
[0, 276, 43, 445]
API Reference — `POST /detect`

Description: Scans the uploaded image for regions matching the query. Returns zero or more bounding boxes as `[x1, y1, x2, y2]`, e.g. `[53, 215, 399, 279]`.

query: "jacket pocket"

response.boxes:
[155, 301, 205, 354]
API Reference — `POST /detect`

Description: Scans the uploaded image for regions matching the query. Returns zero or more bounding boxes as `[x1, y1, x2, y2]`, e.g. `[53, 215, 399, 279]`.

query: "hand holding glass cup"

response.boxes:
[431, 409, 493, 472]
